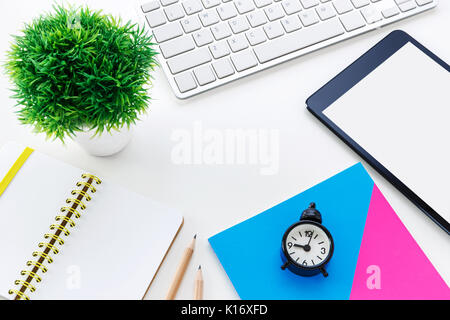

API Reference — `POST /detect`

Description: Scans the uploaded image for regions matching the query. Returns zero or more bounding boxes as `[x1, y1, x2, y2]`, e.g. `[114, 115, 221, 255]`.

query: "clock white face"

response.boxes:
[284, 223, 332, 268]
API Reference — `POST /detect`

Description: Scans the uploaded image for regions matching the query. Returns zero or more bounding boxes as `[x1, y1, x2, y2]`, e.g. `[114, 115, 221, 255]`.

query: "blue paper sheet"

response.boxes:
[209, 163, 374, 299]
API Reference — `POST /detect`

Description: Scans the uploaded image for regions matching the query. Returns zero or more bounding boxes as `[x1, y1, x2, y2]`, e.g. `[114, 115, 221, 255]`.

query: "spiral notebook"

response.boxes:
[0, 142, 183, 300]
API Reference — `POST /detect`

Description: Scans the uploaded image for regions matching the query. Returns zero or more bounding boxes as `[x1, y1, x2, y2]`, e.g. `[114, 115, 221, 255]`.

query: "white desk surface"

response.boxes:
[0, 0, 448, 300]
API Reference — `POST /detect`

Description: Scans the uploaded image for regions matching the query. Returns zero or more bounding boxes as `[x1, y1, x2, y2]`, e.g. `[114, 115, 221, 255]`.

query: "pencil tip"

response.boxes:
[194, 234, 197, 239]
[198, 265, 201, 270]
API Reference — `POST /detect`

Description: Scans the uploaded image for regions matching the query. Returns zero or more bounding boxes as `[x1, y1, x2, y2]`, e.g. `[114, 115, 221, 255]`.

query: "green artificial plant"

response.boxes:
[6, 5, 158, 141]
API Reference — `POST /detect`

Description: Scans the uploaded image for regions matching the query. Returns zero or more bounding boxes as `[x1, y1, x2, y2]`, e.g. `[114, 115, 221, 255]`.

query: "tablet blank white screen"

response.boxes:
[324, 42, 450, 223]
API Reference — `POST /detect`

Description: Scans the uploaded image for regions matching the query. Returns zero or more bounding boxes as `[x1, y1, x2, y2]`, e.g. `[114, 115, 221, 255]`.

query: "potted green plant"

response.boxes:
[5, 5, 158, 156]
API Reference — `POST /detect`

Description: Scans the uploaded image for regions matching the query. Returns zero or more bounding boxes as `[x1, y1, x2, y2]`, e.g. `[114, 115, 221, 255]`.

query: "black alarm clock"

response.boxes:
[281, 203, 334, 277]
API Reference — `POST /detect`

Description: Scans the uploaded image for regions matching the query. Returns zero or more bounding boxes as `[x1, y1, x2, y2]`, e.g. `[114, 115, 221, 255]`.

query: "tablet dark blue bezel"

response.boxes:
[306, 30, 450, 235]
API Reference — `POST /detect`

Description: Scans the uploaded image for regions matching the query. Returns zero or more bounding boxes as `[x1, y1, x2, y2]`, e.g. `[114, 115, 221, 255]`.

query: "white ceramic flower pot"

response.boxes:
[74, 127, 133, 157]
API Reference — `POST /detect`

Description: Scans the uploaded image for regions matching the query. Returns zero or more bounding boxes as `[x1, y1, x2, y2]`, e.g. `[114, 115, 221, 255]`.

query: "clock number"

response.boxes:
[305, 231, 313, 238]
[321, 247, 326, 254]
[287, 242, 293, 249]
[302, 260, 307, 266]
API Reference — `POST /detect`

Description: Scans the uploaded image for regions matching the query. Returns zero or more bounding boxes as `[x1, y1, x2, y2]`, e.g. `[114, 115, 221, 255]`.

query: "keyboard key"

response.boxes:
[212, 58, 235, 78]
[209, 41, 230, 58]
[199, 10, 220, 26]
[160, 35, 196, 58]
[180, 16, 202, 33]
[253, 18, 344, 63]
[165, 4, 185, 21]
[247, 11, 268, 27]
[194, 65, 216, 85]
[229, 16, 250, 33]
[300, 0, 319, 8]
[281, 15, 302, 32]
[183, 0, 204, 14]
[146, 10, 167, 28]
[174, 72, 197, 92]
[153, 22, 183, 43]
[316, 3, 336, 20]
[217, 3, 238, 20]
[340, 11, 366, 31]
[299, 9, 319, 26]
[281, 0, 303, 14]
[227, 34, 249, 52]
[202, 0, 222, 8]
[264, 22, 285, 39]
[265, 4, 285, 21]
[360, 6, 382, 23]
[142, 1, 160, 13]
[381, 6, 400, 18]
[254, 0, 273, 8]
[235, 0, 256, 14]
[416, 0, 433, 5]
[161, 0, 178, 6]
[398, 1, 416, 12]
[193, 29, 214, 46]
[332, 0, 353, 14]
[351, 0, 370, 8]
[231, 50, 258, 71]
[246, 28, 267, 45]
[211, 23, 232, 39]
[167, 47, 212, 74]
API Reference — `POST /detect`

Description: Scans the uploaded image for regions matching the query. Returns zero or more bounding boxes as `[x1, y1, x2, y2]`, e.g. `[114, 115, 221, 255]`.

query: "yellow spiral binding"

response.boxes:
[82, 173, 102, 185]
[76, 181, 97, 193]
[55, 215, 76, 227]
[44, 233, 65, 245]
[71, 189, 91, 201]
[38, 242, 59, 254]
[60, 207, 81, 219]
[10, 173, 101, 300]
[32, 251, 53, 264]
[65, 198, 86, 210]
[8, 289, 30, 300]
[49, 224, 71, 236]
[20, 270, 42, 283]
[26, 261, 48, 273]
[14, 280, 36, 292]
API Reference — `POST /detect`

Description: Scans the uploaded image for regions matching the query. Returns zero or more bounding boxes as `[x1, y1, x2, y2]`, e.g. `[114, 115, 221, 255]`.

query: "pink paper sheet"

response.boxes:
[350, 185, 450, 300]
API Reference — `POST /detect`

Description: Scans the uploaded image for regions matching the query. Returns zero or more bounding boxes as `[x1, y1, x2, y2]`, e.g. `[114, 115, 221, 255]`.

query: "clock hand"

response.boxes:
[294, 243, 311, 252]
[307, 231, 314, 246]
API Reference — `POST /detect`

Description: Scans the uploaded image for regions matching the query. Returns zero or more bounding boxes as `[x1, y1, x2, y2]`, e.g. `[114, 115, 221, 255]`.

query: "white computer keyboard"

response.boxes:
[139, 0, 437, 99]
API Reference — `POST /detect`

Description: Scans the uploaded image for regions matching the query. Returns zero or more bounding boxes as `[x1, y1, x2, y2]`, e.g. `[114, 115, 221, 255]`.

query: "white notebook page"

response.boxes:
[0, 142, 183, 299]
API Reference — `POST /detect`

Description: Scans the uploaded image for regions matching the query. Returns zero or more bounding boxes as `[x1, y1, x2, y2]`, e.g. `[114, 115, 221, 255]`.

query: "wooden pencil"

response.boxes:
[165, 234, 196, 300]
[194, 265, 203, 300]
